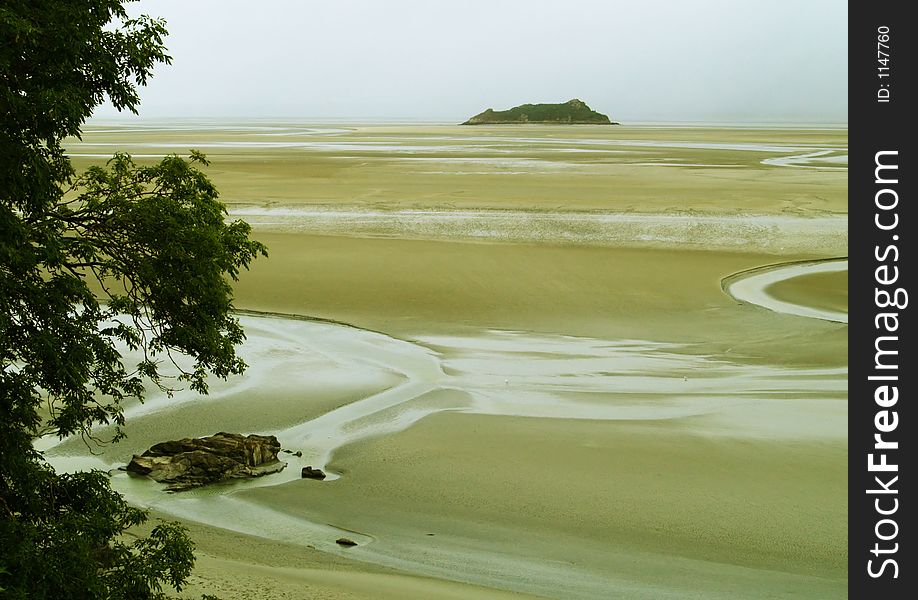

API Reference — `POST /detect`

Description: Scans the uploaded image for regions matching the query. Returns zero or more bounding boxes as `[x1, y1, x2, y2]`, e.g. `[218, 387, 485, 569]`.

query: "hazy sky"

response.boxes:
[95, 0, 847, 123]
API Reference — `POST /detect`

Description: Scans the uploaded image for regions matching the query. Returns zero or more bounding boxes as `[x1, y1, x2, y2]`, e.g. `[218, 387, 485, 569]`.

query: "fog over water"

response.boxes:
[95, 0, 847, 123]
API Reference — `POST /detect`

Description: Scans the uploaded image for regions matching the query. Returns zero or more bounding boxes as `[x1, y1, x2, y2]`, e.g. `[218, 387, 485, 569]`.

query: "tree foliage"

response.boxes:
[1, 1, 265, 597]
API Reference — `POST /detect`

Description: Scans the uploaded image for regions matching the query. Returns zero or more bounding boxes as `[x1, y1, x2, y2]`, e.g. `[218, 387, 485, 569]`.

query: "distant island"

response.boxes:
[461, 99, 617, 125]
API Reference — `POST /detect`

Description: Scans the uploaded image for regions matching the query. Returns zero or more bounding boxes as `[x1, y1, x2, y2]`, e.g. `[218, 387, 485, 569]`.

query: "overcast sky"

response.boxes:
[94, 0, 847, 123]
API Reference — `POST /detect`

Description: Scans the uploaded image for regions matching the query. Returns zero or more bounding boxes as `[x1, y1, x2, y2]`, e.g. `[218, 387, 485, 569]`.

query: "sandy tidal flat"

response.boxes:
[56, 122, 849, 599]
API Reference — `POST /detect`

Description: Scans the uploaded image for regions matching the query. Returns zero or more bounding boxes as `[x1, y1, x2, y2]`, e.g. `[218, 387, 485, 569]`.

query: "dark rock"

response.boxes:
[126, 432, 286, 491]
[293, 451, 303, 457]
[462, 99, 618, 125]
[335, 537, 358, 547]
[301, 466, 326, 480]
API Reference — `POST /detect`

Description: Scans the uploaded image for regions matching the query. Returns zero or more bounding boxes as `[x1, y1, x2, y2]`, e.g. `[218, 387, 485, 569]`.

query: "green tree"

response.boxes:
[1, 1, 265, 597]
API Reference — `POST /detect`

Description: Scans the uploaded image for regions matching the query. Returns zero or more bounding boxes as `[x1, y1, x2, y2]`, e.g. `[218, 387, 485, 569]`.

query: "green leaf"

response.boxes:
[1, 2, 263, 598]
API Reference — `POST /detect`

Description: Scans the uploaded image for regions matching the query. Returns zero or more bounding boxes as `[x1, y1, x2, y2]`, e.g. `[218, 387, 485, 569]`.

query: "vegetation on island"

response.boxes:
[461, 98, 617, 125]
[1, 1, 264, 597]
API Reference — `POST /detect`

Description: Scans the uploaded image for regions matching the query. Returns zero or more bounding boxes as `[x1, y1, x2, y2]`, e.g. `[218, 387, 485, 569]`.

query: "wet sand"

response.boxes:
[726, 259, 848, 323]
[233, 233, 848, 367]
[254, 414, 846, 599]
[56, 122, 848, 599]
[44, 311, 846, 599]
[767, 268, 848, 315]
[137, 514, 544, 600]
[69, 123, 848, 215]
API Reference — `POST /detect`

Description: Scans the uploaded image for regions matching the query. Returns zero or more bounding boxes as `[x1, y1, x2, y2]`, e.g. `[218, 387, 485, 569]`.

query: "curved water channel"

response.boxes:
[40, 258, 848, 599]
[723, 258, 848, 323]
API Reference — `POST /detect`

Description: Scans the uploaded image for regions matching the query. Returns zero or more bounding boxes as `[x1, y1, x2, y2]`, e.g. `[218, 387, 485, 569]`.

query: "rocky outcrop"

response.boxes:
[462, 99, 617, 125]
[126, 432, 286, 491]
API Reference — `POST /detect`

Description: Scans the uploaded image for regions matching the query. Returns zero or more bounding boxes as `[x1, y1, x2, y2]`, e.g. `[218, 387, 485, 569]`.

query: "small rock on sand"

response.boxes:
[335, 537, 358, 547]
[301, 466, 326, 480]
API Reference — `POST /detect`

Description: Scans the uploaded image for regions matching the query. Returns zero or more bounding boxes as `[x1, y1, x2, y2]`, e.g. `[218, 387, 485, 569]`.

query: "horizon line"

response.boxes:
[86, 115, 849, 128]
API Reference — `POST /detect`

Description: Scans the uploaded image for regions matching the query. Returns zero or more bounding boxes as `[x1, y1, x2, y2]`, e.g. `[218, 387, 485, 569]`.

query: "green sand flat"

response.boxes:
[57, 123, 848, 599]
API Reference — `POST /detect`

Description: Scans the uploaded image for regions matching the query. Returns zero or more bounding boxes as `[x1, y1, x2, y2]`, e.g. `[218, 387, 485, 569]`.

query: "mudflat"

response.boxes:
[54, 122, 848, 599]
[767, 269, 848, 314]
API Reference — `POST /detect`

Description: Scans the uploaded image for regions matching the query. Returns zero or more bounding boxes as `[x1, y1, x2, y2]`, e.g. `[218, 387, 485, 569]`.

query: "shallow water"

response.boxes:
[56, 123, 848, 598]
[231, 207, 848, 254]
[43, 285, 846, 598]
[724, 259, 848, 323]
